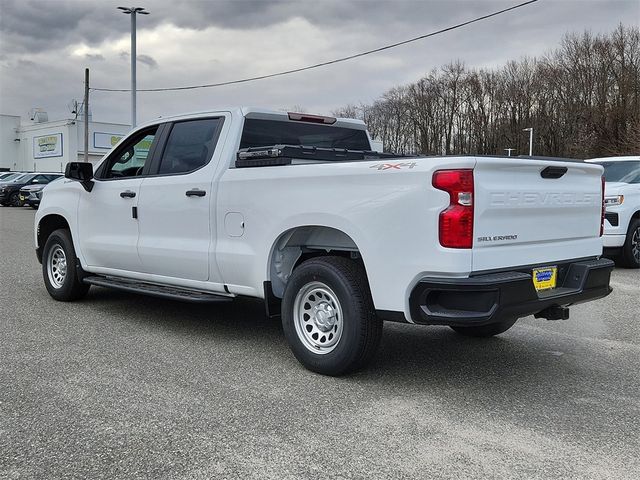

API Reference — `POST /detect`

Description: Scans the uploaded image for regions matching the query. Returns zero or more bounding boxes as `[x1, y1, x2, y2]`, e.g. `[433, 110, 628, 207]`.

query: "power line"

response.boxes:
[92, 0, 538, 93]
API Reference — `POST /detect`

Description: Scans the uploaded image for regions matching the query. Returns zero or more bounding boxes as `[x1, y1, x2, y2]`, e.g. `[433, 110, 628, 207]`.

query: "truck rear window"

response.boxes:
[240, 119, 371, 150]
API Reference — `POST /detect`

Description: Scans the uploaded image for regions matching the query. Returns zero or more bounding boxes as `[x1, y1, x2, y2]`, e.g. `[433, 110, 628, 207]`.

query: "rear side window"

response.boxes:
[158, 118, 223, 175]
[240, 119, 371, 150]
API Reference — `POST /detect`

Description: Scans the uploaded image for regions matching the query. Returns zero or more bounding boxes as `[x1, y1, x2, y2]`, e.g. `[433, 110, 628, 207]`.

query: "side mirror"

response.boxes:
[65, 162, 94, 192]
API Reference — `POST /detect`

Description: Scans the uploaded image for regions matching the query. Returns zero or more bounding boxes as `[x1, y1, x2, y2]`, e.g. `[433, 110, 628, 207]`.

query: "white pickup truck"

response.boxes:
[586, 156, 640, 268]
[35, 107, 614, 375]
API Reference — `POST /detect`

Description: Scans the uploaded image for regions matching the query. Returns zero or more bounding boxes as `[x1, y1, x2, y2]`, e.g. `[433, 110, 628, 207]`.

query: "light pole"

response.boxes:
[523, 127, 533, 156]
[118, 6, 149, 128]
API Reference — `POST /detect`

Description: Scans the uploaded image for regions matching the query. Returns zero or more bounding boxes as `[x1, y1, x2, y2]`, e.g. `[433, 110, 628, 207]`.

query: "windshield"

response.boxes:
[10, 174, 31, 183]
[595, 161, 640, 184]
[0, 173, 20, 181]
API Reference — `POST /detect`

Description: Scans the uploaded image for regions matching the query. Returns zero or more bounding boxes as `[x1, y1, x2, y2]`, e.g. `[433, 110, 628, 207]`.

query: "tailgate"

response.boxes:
[473, 158, 603, 272]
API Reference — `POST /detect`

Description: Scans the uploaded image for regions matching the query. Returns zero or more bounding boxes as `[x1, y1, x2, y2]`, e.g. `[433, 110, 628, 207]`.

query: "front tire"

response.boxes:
[450, 318, 517, 338]
[282, 256, 382, 376]
[42, 229, 90, 301]
[9, 192, 22, 207]
[619, 218, 640, 268]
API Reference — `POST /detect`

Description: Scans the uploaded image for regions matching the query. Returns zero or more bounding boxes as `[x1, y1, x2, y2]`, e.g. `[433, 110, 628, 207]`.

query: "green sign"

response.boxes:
[34, 133, 63, 158]
[94, 132, 124, 149]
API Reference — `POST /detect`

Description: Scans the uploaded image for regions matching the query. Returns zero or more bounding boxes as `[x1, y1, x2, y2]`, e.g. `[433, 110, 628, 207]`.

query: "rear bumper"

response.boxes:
[407, 257, 614, 326]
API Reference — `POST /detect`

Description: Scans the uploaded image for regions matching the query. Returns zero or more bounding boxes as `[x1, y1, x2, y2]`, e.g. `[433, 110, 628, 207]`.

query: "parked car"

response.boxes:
[19, 177, 63, 209]
[586, 156, 640, 268]
[34, 107, 613, 375]
[0, 173, 62, 207]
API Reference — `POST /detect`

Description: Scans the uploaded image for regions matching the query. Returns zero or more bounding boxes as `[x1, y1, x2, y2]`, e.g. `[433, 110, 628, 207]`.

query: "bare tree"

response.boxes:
[334, 25, 639, 158]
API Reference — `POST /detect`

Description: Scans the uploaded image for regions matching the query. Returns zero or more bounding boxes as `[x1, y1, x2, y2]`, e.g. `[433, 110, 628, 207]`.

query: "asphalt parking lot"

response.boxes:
[1, 206, 639, 480]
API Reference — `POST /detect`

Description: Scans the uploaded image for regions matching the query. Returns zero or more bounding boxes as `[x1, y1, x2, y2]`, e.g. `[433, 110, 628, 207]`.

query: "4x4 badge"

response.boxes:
[369, 162, 417, 171]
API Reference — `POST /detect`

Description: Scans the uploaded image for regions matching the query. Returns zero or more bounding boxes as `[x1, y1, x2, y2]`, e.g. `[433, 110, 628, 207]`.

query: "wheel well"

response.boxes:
[633, 210, 640, 221]
[37, 214, 70, 249]
[268, 226, 364, 298]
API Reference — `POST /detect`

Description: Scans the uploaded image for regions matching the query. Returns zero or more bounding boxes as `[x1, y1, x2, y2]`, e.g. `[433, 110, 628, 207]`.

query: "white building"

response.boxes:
[0, 111, 130, 173]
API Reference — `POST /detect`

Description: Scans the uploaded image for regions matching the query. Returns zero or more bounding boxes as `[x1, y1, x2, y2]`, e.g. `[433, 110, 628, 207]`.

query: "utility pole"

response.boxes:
[84, 68, 89, 163]
[118, 7, 149, 128]
[523, 127, 533, 156]
[130, 10, 136, 127]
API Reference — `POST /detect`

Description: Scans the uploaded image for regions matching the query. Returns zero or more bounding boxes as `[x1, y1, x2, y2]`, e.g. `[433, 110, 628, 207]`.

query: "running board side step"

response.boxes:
[82, 275, 234, 303]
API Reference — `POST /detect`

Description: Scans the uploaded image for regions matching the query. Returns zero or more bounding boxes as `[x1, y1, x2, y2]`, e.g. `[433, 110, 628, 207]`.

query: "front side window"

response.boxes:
[30, 175, 50, 184]
[102, 126, 158, 179]
[157, 118, 222, 175]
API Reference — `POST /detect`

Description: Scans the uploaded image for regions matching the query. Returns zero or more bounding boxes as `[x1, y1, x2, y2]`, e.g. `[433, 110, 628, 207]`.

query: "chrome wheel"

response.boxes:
[47, 245, 67, 289]
[633, 227, 640, 264]
[293, 281, 344, 354]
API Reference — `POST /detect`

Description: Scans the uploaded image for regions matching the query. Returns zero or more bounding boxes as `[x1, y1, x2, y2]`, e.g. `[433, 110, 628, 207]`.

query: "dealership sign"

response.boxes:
[33, 133, 63, 158]
[94, 132, 124, 149]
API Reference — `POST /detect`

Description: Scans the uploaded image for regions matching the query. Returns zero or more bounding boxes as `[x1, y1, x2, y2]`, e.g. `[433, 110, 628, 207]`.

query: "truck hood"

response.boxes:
[20, 184, 46, 193]
[604, 182, 629, 195]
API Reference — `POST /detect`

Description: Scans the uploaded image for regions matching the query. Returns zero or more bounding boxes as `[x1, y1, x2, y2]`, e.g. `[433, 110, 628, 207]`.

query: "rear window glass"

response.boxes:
[240, 119, 371, 150]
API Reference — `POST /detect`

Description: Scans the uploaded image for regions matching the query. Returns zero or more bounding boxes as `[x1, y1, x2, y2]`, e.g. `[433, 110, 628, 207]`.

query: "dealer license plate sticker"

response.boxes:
[532, 266, 557, 291]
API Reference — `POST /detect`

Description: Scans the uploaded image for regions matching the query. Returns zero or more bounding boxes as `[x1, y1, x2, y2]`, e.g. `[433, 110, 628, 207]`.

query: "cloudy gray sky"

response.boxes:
[0, 0, 638, 125]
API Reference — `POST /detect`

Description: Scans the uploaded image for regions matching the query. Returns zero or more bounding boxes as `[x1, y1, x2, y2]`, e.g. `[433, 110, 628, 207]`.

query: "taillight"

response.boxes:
[600, 175, 605, 237]
[432, 169, 474, 248]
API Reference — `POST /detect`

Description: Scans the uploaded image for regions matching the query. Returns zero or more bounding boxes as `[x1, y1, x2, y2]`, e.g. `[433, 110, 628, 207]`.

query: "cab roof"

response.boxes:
[586, 156, 640, 163]
[140, 106, 367, 131]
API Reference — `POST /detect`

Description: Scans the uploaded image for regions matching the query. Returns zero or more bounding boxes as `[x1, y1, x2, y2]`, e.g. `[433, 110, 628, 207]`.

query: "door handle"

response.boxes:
[120, 190, 136, 198]
[186, 189, 206, 197]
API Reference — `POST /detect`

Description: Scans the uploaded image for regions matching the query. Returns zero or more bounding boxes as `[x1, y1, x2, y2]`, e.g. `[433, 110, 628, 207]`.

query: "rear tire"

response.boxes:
[619, 218, 640, 269]
[281, 256, 382, 376]
[42, 229, 90, 301]
[450, 318, 517, 338]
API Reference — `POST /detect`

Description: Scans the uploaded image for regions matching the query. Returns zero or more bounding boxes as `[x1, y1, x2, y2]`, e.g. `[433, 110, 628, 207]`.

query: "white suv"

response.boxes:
[587, 156, 640, 268]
